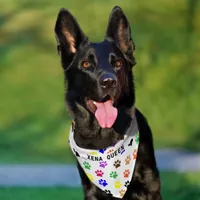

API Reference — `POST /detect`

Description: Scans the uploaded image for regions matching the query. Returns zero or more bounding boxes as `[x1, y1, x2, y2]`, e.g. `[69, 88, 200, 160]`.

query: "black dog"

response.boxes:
[55, 6, 162, 200]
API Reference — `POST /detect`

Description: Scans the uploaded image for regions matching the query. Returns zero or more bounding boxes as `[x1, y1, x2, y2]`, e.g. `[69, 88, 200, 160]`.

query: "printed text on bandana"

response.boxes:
[87, 145, 124, 161]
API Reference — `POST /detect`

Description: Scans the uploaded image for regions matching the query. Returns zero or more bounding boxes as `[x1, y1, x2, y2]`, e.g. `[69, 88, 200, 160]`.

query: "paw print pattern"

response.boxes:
[105, 190, 112, 195]
[119, 189, 126, 197]
[95, 170, 104, 177]
[133, 149, 137, 160]
[73, 148, 80, 157]
[90, 151, 98, 156]
[123, 169, 130, 178]
[113, 160, 121, 168]
[83, 161, 91, 170]
[125, 156, 131, 165]
[135, 131, 139, 144]
[120, 149, 125, 155]
[99, 161, 108, 168]
[99, 148, 106, 154]
[86, 173, 94, 181]
[98, 179, 108, 187]
[114, 181, 122, 189]
[109, 171, 118, 179]
[124, 181, 130, 187]
[128, 139, 133, 146]
[107, 149, 114, 154]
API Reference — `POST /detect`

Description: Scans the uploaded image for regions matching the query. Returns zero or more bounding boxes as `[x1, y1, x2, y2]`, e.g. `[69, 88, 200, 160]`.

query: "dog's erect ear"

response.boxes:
[55, 8, 88, 68]
[105, 6, 135, 65]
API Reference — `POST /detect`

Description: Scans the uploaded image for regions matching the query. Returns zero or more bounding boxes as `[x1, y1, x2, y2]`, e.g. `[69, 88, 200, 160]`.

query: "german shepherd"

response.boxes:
[55, 6, 162, 200]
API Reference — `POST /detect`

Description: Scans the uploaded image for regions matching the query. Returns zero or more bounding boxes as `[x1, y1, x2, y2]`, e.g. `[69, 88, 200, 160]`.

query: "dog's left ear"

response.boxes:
[105, 6, 135, 66]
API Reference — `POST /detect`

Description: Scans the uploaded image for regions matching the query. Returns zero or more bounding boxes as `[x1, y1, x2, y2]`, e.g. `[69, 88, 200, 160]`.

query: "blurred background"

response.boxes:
[0, 0, 200, 199]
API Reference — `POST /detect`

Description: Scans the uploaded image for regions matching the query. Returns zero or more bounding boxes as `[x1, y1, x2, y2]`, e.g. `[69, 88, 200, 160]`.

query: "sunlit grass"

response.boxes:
[0, 173, 199, 200]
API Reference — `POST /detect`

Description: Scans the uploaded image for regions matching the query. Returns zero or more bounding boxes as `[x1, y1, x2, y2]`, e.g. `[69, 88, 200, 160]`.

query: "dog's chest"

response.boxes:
[69, 117, 140, 198]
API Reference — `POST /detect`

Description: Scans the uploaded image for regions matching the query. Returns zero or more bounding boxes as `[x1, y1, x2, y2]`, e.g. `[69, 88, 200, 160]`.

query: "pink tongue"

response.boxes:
[95, 100, 118, 128]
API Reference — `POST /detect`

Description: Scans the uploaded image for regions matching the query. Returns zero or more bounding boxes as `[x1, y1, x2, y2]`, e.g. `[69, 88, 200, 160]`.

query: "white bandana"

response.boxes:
[68, 117, 139, 198]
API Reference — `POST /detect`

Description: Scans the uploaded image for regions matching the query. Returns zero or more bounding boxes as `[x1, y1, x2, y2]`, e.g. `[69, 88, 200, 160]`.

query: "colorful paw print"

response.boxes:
[119, 189, 126, 197]
[123, 169, 130, 178]
[99, 148, 106, 154]
[90, 151, 98, 156]
[135, 131, 139, 144]
[98, 179, 108, 187]
[114, 181, 122, 189]
[113, 160, 121, 168]
[107, 149, 114, 154]
[133, 149, 137, 160]
[99, 161, 108, 168]
[86, 173, 94, 181]
[120, 149, 125, 154]
[83, 161, 91, 170]
[125, 155, 131, 165]
[124, 181, 130, 187]
[95, 170, 104, 177]
[109, 171, 118, 179]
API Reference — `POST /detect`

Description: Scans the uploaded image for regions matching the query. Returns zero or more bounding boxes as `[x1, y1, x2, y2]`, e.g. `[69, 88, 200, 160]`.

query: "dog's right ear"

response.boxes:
[54, 8, 88, 69]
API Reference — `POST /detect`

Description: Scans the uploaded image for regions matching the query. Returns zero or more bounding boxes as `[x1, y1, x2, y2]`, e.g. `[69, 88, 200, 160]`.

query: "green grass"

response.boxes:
[0, 0, 200, 163]
[0, 173, 200, 200]
[161, 172, 200, 200]
[0, 188, 83, 200]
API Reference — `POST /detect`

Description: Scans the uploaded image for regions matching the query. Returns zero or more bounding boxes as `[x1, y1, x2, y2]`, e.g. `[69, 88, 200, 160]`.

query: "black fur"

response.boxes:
[55, 6, 162, 200]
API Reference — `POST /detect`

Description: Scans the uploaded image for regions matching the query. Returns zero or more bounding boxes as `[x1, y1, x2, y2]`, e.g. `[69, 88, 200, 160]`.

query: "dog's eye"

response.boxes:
[82, 61, 90, 68]
[114, 60, 122, 68]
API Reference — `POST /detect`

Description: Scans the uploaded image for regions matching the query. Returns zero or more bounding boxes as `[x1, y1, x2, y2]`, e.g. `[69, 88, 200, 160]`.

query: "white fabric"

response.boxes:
[68, 117, 139, 198]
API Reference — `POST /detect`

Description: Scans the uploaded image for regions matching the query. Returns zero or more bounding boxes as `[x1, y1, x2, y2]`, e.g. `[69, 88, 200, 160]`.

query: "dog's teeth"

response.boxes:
[93, 101, 96, 105]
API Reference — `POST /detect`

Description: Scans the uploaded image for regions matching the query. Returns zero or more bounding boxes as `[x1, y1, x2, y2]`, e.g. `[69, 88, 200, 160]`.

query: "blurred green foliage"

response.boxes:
[0, 0, 199, 163]
[0, 173, 200, 200]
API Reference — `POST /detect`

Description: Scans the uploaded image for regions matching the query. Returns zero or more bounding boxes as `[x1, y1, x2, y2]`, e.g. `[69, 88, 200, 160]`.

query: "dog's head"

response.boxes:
[55, 6, 136, 129]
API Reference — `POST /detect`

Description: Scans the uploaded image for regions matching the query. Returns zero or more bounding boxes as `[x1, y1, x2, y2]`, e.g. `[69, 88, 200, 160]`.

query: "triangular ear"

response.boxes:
[54, 8, 88, 68]
[105, 6, 135, 66]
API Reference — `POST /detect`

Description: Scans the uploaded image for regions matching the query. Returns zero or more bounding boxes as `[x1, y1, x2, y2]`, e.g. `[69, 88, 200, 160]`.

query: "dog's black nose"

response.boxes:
[100, 73, 117, 89]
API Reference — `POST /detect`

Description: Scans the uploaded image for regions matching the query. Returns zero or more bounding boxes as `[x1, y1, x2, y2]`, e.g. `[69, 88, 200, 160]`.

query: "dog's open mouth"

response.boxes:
[86, 95, 118, 128]
[87, 95, 112, 113]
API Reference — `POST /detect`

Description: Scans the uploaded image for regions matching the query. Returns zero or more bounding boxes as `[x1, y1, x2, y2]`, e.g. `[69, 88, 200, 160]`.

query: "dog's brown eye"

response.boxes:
[82, 61, 89, 68]
[115, 60, 122, 68]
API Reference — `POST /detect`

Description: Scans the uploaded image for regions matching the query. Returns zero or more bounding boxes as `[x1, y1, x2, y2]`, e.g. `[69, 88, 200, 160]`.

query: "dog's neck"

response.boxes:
[73, 119, 122, 149]
[73, 107, 135, 150]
